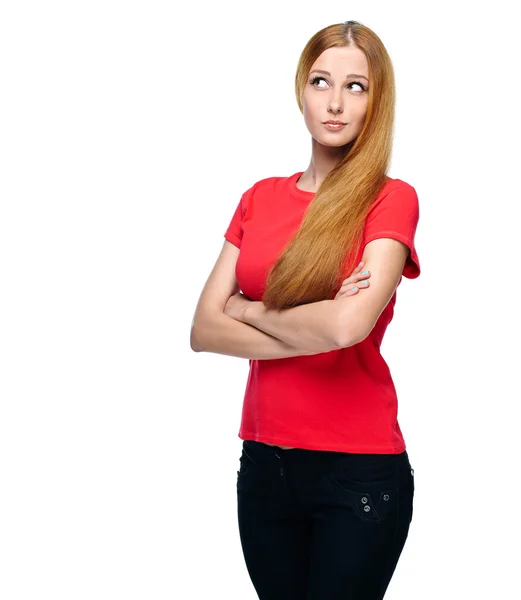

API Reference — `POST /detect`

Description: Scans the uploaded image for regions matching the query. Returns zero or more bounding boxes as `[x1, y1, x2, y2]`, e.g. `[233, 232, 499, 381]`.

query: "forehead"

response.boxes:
[310, 46, 369, 77]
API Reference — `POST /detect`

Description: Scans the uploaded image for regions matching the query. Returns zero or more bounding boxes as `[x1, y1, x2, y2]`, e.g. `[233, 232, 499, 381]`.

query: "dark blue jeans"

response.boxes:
[237, 440, 415, 600]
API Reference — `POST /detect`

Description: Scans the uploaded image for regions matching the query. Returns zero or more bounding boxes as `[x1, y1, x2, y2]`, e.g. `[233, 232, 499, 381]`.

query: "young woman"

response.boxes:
[191, 20, 420, 600]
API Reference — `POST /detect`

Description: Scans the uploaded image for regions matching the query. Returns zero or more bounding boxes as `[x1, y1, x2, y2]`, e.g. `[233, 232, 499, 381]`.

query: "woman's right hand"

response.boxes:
[334, 261, 371, 300]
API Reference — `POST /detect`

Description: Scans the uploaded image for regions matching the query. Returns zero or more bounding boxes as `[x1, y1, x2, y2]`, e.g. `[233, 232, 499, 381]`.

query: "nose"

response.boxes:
[327, 86, 344, 115]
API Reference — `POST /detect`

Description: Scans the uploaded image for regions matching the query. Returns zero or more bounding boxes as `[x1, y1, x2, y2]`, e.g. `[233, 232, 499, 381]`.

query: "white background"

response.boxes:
[1, 1, 520, 598]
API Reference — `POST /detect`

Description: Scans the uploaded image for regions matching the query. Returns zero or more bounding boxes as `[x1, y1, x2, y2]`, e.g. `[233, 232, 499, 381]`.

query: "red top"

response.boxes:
[224, 171, 420, 453]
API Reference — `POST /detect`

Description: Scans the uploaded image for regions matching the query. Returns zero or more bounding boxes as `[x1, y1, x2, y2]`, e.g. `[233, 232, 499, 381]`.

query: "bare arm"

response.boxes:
[240, 299, 343, 353]
[191, 313, 328, 359]
[190, 239, 339, 360]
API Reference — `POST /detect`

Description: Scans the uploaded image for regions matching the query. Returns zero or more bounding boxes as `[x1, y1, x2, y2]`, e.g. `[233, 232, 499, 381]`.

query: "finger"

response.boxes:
[347, 262, 368, 279]
[352, 270, 370, 282]
[337, 279, 372, 298]
[350, 261, 364, 277]
[339, 281, 352, 292]
[345, 262, 363, 280]
[342, 273, 359, 285]
[342, 269, 371, 287]
[343, 287, 359, 298]
[341, 273, 368, 288]
[336, 286, 360, 299]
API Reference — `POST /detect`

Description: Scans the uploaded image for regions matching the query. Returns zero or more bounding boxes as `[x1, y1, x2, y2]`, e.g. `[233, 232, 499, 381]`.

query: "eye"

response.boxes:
[310, 76, 328, 88]
[310, 76, 366, 92]
[348, 80, 366, 92]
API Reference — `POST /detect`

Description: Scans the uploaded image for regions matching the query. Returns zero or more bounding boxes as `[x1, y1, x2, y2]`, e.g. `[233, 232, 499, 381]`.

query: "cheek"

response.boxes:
[302, 95, 320, 116]
[355, 100, 368, 121]
[303, 98, 324, 127]
[351, 107, 367, 129]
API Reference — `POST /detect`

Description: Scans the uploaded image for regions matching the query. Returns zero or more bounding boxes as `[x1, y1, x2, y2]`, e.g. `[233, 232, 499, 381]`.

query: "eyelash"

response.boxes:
[310, 76, 366, 91]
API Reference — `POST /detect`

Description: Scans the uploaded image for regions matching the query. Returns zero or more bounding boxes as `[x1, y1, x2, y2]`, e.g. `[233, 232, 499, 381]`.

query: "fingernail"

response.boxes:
[361, 271, 369, 275]
[352, 286, 358, 291]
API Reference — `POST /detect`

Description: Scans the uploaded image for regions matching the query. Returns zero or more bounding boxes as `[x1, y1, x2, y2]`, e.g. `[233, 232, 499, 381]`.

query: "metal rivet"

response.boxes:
[361, 496, 368, 504]
[364, 505, 371, 512]
[383, 494, 389, 501]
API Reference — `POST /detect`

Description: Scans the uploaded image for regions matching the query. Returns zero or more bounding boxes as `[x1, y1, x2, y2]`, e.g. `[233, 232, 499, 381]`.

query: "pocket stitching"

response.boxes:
[329, 475, 398, 523]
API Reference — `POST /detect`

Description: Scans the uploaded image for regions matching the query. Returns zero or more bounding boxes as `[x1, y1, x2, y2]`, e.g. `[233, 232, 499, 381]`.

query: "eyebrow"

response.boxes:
[310, 69, 369, 82]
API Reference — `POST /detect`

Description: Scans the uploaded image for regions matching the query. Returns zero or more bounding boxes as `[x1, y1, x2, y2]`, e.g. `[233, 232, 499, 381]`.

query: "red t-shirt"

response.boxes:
[224, 171, 420, 454]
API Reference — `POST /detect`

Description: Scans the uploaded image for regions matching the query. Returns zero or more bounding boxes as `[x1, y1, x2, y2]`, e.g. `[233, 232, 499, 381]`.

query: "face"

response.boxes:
[302, 46, 370, 148]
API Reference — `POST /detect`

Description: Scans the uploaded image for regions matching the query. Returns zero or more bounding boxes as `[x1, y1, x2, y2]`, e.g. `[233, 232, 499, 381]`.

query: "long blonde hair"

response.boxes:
[262, 21, 396, 311]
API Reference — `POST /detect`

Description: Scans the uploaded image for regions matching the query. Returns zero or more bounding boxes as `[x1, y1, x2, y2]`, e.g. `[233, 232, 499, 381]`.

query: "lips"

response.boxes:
[324, 121, 346, 125]
[323, 121, 347, 130]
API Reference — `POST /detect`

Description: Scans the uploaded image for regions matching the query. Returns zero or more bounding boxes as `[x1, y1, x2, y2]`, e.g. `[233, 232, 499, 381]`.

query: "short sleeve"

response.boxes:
[223, 183, 256, 249]
[364, 184, 421, 279]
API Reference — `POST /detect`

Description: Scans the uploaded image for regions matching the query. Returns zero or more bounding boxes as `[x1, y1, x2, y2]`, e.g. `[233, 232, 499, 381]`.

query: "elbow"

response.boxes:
[190, 338, 202, 352]
[336, 330, 366, 349]
[334, 314, 367, 349]
[190, 325, 205, 352]
[190, 311, 225, 353]
[335, 332, 358, 350]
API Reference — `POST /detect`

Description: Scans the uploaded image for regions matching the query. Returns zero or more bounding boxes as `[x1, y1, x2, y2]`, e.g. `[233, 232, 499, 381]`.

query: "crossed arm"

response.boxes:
[238, 298, 345, 353]
[230, 238, 409, 353]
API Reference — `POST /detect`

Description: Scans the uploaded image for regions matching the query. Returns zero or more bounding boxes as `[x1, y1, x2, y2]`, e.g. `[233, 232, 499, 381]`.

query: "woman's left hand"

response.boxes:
[224, 292, 252, 322]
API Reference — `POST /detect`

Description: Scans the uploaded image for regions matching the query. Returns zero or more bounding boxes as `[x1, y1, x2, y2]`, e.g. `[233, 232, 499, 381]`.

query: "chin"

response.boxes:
[314, 134, 353, 148]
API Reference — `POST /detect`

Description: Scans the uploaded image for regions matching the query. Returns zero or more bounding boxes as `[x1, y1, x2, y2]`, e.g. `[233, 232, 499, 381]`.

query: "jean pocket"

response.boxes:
[329, 474, 398, 524]
[327, 455, 400, 523]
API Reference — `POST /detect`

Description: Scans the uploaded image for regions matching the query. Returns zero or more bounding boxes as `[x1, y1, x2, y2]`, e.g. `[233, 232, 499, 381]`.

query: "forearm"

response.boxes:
[241, 299, 341, 353]
[191, 313, 328, 360]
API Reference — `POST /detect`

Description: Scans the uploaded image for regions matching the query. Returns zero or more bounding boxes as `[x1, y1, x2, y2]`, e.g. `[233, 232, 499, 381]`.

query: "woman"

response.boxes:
[191, 20, 420, 600]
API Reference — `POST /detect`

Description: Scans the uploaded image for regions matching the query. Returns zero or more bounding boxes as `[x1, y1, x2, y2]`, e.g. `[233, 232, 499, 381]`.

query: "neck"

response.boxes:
[300, 138, 352, 191]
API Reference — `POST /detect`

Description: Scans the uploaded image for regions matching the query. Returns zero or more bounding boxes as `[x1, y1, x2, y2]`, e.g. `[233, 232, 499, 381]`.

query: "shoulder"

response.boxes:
[367, 177, 419, 215]
[249, 174, 293, 191]
[240, 173, 295, 203]
[380, 176, 416, 196]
